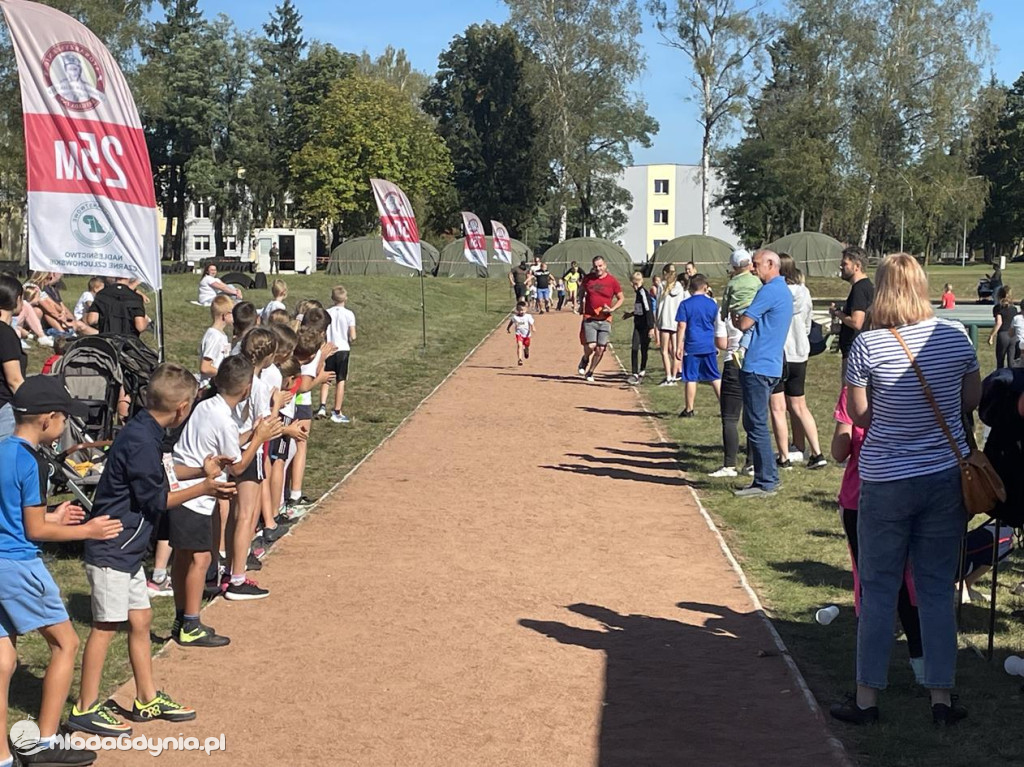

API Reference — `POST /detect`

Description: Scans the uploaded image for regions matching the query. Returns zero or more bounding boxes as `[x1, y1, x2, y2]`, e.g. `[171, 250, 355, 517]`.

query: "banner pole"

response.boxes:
[420, 269, 427, 351]
[155, 288, 166, 362]
[485, 278, 488, 313]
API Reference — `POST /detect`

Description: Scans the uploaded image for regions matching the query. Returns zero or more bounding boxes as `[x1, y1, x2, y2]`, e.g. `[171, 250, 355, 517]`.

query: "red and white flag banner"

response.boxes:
[370, 178, 422, 273]
[2, 0, 161, 288]
[490, 220, 513, 265]
[461, 211, 487, 268]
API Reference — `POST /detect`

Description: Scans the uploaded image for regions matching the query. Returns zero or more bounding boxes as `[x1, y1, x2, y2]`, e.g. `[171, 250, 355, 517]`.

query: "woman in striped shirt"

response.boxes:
[831, 253, 980, 727]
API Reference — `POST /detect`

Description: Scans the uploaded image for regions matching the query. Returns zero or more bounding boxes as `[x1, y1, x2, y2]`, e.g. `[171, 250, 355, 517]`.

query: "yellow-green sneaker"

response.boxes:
[131, 690, 197, 723]
[67, 700, 133, 736]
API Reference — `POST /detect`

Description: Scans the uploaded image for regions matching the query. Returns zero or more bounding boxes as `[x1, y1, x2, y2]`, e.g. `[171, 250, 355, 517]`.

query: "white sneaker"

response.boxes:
[20, 339, 29, 351]
[578, 366, 587, 376]
[708, 466, 738, 478]
[330, 412, 351, 424]
[586, 373, 595, 383]
[37, 335, 54, 347]
[743, 464, 755, 476]
[627, 374, 640, 385]
[788, 449, 804, 463]
[638, 370, 647, 378]
[961, 586, 990, 604]
[657, 378, 677, 387]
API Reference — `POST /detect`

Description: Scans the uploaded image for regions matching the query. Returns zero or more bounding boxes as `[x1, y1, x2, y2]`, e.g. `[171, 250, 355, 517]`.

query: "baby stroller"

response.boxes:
[45, 334, 159, 509]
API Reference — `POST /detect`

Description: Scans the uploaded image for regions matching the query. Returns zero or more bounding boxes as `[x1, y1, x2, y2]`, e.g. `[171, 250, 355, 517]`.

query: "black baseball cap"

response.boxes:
[12, 375, 89, 417]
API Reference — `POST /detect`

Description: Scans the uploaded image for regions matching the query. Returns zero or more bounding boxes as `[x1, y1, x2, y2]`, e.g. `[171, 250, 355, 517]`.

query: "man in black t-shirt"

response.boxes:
[86, 278, 149, 337]
[831, 245, 874, 378]
[534, 262, 552, 313]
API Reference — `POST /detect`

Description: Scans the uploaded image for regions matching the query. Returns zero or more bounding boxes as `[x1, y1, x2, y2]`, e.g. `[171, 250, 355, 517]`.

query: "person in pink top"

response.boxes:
[832, 386, 924, 683]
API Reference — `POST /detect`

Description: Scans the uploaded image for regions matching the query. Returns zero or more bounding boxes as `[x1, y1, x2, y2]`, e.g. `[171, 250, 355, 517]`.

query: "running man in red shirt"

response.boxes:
[578, 256, 624, 382]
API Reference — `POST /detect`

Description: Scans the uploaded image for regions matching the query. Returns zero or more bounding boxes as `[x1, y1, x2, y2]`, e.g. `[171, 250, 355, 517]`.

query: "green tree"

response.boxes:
[650, 0, 773, 235]
[423, 23, 551, 237]
[357, 46, 430, 107]
[971, 77, 1021, 259]
[136, 0, 224, 260]
[290, 74, 453, 243]
[506, 0, 657, 240]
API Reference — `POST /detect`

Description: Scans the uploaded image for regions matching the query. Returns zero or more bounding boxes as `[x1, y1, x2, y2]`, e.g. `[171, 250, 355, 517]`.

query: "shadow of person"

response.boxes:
[519, 603, 831, 766]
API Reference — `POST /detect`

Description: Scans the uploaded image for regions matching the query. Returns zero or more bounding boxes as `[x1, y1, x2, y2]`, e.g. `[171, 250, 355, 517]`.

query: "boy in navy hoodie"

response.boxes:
[68, 363, 235, 737]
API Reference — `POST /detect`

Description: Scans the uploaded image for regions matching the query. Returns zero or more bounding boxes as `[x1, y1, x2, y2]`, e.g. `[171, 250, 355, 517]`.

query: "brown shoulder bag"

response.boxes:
[890, 328, 1006, 517]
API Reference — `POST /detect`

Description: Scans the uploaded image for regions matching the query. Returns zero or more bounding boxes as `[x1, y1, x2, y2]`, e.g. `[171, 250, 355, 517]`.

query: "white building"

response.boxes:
[180, 200, 246, 263]
[618, 164, 740, 262]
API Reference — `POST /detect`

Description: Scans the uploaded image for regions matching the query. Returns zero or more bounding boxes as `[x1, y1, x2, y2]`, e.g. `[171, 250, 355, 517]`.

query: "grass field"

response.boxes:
[615, 262, 1024, 766]
[11, 271, 506, 724]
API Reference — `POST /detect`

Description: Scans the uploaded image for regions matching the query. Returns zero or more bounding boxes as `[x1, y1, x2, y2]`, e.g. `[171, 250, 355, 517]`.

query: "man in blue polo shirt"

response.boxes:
[732, 250, 793, 497]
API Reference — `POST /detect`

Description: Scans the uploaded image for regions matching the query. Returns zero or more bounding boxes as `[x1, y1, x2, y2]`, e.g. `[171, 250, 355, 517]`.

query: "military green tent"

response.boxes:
[765, 232, 843, 278]
[435, 237, 533, 278]
[325, 236, 439, 276]
[650, 235, 736, 277]
[542, 237, 635, 283]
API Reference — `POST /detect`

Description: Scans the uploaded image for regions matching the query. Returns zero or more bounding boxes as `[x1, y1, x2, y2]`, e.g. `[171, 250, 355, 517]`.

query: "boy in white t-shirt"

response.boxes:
[506, 301, 535, 366]
[197, 295, 234, 388]
[321, 286, 357, 424]
[261, 279, 288, 324]
[170, 356, 279, 646]
[74, 276, 105, 322]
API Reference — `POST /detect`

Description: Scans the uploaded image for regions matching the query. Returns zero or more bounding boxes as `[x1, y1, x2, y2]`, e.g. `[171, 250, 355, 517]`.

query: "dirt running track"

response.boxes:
[102, 311, 844, 767]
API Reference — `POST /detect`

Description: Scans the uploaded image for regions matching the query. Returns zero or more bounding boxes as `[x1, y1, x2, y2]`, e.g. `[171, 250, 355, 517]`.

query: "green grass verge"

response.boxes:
[12, 271, 505, 724]
[611, 268, 1024, 766]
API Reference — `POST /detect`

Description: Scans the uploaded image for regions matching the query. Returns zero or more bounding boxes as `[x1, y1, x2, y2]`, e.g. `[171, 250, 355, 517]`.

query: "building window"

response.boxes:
[194, 235, 211, 252]
[654, 209, 669, 224]
[653, 239, 668, 252]
[224, 236, 237, 252]
[193, 201, 209, 219]
[654, 179, 669, 194]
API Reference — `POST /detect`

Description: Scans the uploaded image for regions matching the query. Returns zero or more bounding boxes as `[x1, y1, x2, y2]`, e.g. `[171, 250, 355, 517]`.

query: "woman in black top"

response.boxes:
[0, 274, 27, 440]
[988, 286, 1017, 369]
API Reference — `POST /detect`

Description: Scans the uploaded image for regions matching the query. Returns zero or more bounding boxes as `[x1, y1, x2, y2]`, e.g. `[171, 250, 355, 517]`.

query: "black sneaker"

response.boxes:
[932, 698, 967, 727]
[20, 741, 97, 765]
[245, 552, 263, 571]
[176, 621, 230, 648]
[314, 406, 327, 420]
[261, 524, 289, 544]
[807, 453, 828, 469]
[830, 695, 879, 725]
[777, 457, 793, 470]
[67, 701, 133, 737]
[524, 346, 530, 359]
[677, 409, 695, 418]
[224, 578, 270, 601]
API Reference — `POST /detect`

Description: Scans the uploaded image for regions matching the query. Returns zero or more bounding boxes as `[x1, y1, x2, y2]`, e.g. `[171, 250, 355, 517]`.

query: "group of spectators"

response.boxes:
[509, 256, 585, 315]
[570, 244, 985, 727]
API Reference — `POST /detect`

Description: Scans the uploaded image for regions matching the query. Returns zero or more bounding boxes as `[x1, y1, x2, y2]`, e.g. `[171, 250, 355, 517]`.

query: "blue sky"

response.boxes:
[199, 0, 1024, 165]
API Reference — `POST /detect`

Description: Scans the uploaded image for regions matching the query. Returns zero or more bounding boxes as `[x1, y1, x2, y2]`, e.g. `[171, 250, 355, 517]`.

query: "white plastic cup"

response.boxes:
[815, 605, 840, 625]
[1004, 655, 1024, 677]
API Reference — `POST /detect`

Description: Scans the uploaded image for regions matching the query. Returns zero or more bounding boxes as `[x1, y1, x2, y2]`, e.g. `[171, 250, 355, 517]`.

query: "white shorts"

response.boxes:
[86, 565, 150, 623]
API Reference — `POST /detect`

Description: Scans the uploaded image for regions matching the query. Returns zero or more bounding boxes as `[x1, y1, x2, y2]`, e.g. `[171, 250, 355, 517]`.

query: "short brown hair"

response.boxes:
[278, 357, 300, 380]
[302, 306, 328, 333]
[295, 326, 323, 360]
[232, 301, 258, 338]
[688, 274, 708, 292]
[268, 309, 291, 325]
[214, 355, 254, 396]
[841, 245, 868, 271]
[210, 295, 233, 320]
[146, 362, 198, 411]
[331, 285, 347, 305]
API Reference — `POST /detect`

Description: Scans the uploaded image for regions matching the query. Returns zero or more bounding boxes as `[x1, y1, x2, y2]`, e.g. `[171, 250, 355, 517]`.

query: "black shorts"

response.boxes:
[268, 435, 292, 463]
[236, 450, 264, 482]
[168, 506, 214, 551]
[324, 351, 350, 382]
[294, 404, 313, 421]
[772, 361, 808, 397]
[513, 283, 526, 300]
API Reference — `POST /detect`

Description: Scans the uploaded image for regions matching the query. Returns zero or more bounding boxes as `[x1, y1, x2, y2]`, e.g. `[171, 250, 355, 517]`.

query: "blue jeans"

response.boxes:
[0, 403, 13, 442]
[857, 467, 965, 689]
[739, 371, 779, 490]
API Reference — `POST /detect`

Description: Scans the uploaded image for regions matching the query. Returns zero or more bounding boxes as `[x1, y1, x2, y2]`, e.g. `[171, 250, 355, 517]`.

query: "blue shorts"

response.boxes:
[683, 353, 721, 383]
[0, 558, 69, 637]
[536, 288, 551, 300]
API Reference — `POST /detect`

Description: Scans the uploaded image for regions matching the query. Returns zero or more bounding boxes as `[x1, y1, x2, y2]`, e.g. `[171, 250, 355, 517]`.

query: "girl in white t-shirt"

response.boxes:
[197, 264, 242, 306]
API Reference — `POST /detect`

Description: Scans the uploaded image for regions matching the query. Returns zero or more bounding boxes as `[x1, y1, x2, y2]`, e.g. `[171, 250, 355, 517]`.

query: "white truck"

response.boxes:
[252, 228, 318, 274]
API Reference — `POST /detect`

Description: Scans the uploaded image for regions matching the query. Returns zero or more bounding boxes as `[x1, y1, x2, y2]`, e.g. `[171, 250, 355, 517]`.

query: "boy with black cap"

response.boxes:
[67, 363, 236, 738]
[0, 375, 124, 766]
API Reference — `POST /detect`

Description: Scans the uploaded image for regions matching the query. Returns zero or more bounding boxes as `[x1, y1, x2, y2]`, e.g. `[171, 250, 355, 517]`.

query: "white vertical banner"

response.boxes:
[2, 0, 161, 289]
[370, 178, 422, 272]
[461, 211, 487, 268]
[490, 220, 513, 265]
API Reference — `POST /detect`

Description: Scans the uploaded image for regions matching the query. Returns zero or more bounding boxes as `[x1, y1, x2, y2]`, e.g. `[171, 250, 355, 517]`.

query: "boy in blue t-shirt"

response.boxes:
[68, 363, 236, 738]
[674, 274, 723, 417]
[0, 376, 124, 767]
